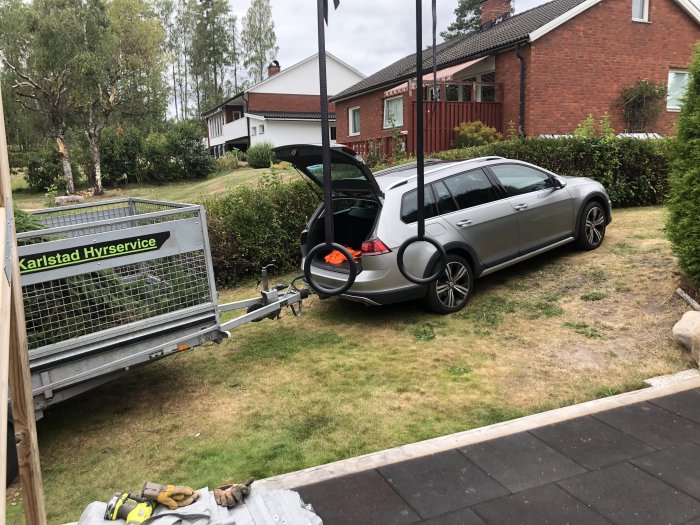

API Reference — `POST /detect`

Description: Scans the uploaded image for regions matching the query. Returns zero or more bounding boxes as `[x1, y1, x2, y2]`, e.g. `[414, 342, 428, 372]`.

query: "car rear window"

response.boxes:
[401, 186, 438, 223]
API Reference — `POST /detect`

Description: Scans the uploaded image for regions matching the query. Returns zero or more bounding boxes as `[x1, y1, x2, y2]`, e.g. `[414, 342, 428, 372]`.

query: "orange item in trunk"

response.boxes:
[324, 246, 361, 265]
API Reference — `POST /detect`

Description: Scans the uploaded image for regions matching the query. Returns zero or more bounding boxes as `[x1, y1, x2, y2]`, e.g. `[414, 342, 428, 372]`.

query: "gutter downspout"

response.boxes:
[516, 43, 526, 137]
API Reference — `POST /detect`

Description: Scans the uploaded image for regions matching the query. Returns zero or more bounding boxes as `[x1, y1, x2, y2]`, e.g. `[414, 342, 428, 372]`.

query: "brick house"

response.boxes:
[202, 53, 365, 157]
[332, 0, 700, 156]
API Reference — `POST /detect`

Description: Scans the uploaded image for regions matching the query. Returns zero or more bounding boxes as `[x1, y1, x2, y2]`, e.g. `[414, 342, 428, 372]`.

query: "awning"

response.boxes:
[383, 57, 487, 98]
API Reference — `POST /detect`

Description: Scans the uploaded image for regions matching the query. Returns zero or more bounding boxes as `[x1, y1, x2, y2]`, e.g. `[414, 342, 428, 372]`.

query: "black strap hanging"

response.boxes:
[304, 0, 357, 296]
[396, 0, 447, 285]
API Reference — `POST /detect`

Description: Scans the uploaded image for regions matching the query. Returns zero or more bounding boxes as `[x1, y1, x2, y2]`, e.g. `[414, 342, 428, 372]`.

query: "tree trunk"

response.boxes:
[172, 63, 179, 121]
[87, 130, 104, 195]
[56, 128, 75, 195]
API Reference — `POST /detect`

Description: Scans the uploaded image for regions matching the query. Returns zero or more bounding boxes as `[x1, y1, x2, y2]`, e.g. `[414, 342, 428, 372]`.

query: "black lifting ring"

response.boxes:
[303, 242, 357, 296]
[396, 235, 447, 285]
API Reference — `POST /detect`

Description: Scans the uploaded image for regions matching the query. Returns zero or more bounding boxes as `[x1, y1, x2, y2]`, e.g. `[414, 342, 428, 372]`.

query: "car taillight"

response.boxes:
[361, 239, 391, 256]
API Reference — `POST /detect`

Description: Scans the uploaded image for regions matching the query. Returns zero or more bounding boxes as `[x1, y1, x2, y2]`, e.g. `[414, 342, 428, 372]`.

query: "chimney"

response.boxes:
[481, 0, 511, 28]
[267, 60, 281, 78]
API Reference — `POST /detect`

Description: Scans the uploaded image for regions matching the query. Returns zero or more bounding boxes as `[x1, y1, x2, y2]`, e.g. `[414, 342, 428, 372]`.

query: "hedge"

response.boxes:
[666, 44, 700, 288]
[203, 175, 319, 286]
[432, 137, 672, 207]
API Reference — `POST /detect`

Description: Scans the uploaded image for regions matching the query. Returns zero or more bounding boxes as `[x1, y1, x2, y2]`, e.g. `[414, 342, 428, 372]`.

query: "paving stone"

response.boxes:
[472, 483, 611, 525]
[594, 402, 700, 449]
[458, 431, 586, 493]
[296, 469, 420, 525]
[558, 462, 700, 525]
[531, 415, 654, 469]
[651, 389, 700, 425]
[378, 450, 508, 519]
[419, 508, 486, 525]
[631, 442, 700, 499]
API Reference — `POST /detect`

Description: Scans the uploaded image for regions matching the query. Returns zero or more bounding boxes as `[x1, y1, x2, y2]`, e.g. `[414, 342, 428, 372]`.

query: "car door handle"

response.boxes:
[514, 204, 529, 211]
[456, 219, 472, 227]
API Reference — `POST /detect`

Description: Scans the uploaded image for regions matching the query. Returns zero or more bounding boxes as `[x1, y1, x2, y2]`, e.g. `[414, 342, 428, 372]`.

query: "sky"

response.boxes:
[230, 0, 532, 78]
[232, 0, 700, 79]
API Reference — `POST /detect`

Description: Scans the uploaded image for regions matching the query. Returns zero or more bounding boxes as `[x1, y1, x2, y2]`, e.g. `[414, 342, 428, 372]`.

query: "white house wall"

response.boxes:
[249, 120, 335, 148]
[251, 55, 365, 96]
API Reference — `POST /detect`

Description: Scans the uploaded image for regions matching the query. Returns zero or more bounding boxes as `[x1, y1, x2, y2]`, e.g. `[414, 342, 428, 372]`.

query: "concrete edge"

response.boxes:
[259, 375, 700, 490]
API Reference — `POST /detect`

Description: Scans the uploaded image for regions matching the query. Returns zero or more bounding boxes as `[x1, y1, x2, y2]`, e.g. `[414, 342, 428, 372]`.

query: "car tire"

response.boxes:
[577, 201, 607, 250]
[6, 419, 18, 485]
[424, 254, 474, 314]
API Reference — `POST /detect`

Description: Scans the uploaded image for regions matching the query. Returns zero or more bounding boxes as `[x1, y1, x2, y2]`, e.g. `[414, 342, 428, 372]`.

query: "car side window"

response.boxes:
[489, 164, 553, 197]
[400, 186, 438, 223]
[432, 181, 458, 215]
[442, 168, 498, 210]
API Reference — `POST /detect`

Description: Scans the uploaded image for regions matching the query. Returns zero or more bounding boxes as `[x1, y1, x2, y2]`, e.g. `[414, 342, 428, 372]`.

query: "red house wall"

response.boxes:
[521, 0, 700, 135]
[335, 90, 405, 146]
[247, 93, 335, 113]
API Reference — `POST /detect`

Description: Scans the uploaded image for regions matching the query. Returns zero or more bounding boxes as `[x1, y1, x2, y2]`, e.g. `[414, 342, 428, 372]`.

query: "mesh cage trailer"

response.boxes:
[18, 198, 226, 417]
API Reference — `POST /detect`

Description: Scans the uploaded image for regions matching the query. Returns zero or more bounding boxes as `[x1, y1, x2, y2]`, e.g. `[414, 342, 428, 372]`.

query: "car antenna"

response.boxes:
[302, 0, 357, 296]
[396, 0, 447, 285]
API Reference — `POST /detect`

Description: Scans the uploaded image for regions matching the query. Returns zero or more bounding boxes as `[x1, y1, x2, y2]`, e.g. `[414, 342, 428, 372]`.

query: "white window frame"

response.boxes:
[632, 0, 649, 22]
[349, 106, 361, 136]
[383, 96, 404, 129]
[251, 126, 257, 136]
[259, 124, 265, 134]
[232, 110, 242, 120]
[667, 69, 690, 111]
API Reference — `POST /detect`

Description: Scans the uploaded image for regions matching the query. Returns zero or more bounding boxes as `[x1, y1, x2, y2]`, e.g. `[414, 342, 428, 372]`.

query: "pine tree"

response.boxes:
[441, 0, 482, 40]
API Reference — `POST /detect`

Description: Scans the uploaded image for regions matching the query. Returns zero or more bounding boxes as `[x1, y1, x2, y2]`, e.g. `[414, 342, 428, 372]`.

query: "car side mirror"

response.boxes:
[552, 177, 567, 189]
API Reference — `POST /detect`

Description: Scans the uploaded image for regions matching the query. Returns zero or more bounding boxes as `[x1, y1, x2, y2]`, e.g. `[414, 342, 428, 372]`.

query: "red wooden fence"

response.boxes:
[407, 101, 502, 155]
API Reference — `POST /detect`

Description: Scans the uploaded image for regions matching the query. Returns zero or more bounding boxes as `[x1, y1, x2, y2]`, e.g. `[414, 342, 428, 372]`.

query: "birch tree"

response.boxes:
[241, 0, 278, 84]
[77, 0, 165, 194]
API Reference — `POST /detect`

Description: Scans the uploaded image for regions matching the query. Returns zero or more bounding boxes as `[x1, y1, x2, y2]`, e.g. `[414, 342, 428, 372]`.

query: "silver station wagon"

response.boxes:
[276, 145, 612, 314]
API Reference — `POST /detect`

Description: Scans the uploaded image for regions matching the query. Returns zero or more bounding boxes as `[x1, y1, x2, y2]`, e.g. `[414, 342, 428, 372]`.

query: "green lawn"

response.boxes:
[5, 206, 693, 524]
[10, 164, 299, 210]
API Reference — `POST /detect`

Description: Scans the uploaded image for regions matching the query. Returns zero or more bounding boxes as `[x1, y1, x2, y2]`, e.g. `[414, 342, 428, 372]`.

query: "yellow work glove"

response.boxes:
[141, 482, 199, 510]
[214, 478, 254, 508]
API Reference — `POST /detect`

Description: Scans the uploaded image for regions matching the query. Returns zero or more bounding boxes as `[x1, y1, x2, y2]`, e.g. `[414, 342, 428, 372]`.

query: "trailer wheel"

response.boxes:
[6, 419, 19, 485]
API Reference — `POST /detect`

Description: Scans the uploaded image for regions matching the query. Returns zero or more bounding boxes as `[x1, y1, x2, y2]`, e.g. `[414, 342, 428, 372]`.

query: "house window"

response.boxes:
[251, 126, 257, 136]
[233, 111, 242, 120]
[349, 106, 361, 135]
[259, 124, 265, 134]
[632, 0, 648, 21]
[668, 69, 689, 110]
[209, 113, 224, 138]
[330, 125, 337, 141]
[383, 96, 404, 128]
[481, 72, 496, 103]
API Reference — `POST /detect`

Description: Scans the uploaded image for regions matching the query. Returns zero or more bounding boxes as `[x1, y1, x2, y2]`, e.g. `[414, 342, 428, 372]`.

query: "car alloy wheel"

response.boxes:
[425, 254, 474, 314]
[578, 202, 606, 250]
[585, 205, 605, 246]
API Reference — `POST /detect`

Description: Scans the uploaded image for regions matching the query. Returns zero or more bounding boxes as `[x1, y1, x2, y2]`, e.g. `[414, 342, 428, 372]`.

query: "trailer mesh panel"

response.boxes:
[20, 200, 215, 351]
[24, 251, 211, 350]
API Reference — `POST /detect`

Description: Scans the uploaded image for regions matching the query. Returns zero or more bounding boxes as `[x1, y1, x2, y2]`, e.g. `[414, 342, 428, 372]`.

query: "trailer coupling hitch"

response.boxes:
[217, 268, 313, 332]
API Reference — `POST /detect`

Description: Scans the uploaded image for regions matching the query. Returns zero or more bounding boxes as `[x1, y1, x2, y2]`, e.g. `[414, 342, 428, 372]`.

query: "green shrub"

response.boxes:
[618, 79, 667, 132]
[167, 120, 215, 180]
[9, 150, 33, 169]
[453, 121, 501, 148]
[141, 132, 171, 183]
[667, 45, 700, 288]
[216, 150, 241, 173]
[247, 142, 275, 169]
[434, 136, 670, 207]
[203, 175, 318, 285]
[26, 148, 66, 192]
[101, 126, 144, 186]
[14, 208, 44, 233]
